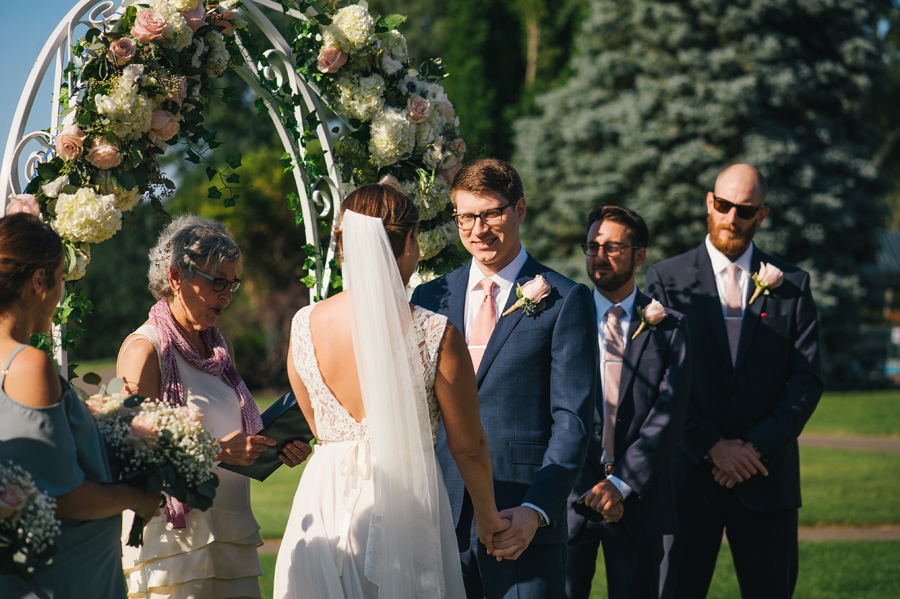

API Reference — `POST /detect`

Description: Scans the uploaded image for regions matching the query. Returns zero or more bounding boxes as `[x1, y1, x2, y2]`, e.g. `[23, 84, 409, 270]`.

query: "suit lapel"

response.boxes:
[619, 291, 651, 406]
[442, 263, 470, 337]
[734, 249, 764, 372]
[694, 247, 733, 367]
[474, 256, 538, 383]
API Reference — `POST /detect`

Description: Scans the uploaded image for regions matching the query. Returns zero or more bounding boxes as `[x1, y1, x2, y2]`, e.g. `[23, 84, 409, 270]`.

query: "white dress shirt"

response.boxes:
[592, 287, 635, 499]
[463, 247, 550, 523]
[705, 235, 754, 317]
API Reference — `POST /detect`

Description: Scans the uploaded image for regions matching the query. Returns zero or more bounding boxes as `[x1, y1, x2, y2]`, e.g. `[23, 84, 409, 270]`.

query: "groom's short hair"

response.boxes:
[451, 158, 525, 205]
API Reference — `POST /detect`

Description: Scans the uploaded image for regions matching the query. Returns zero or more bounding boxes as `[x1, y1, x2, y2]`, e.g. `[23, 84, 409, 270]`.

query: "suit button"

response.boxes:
[594, 426, 603, 436]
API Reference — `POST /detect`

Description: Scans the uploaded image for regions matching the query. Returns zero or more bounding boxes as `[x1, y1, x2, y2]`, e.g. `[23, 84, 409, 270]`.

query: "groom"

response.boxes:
[412, 158, 597, 599]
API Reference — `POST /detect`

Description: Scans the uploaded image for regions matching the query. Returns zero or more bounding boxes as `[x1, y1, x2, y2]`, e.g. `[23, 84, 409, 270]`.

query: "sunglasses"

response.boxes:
[712, 195, 766, 220]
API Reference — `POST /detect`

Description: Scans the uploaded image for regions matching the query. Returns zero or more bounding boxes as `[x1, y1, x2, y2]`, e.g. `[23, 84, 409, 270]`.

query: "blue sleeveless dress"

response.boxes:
[0, 344, 126, 599]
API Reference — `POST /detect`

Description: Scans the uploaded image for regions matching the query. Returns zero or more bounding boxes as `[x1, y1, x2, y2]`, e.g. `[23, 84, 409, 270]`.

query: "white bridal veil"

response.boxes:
[341, 210, 460, 598]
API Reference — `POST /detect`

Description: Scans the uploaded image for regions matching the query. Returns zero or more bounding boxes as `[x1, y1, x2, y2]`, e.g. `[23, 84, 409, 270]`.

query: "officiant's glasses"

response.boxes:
[581, 242, 639, 256]
[453, 203, 515, 230]
[193, 269, 242, 293]
[712, 195, 766, 220]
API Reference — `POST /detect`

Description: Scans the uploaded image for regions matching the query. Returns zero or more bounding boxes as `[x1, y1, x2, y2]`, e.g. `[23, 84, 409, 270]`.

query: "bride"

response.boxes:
[274, 184, 507, 598]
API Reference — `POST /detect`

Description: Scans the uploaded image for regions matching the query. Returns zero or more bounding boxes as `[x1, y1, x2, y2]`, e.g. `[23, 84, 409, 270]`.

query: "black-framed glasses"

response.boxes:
[453, 202, 515, 230]
[581, 242, 639, 256]
[193, 268, 242, 293]
[712, 195, 766, 220]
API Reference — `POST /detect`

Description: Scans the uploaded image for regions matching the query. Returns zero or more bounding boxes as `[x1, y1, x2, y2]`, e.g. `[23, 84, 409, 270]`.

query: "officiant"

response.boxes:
[117, 215, 311, 599]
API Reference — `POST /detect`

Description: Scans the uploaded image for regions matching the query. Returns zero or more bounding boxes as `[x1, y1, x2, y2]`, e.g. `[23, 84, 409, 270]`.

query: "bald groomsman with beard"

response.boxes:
[565, 206, 691, 599]
[647, 164, 824, 599]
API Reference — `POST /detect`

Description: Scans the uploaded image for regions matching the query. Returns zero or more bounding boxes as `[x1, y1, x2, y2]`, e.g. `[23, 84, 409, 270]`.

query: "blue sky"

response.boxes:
[1, 1, 81, 152]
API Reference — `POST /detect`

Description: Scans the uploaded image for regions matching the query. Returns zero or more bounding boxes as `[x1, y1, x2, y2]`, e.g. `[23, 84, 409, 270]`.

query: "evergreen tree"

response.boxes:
[515, 0, 890, 387]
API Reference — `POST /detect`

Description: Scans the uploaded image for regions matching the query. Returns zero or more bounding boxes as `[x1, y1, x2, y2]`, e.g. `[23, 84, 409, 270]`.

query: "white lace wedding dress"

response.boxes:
[273, 304, 465, 599]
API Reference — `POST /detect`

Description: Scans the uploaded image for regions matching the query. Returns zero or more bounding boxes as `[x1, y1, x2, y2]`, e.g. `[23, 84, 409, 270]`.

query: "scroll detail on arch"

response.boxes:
[1, 0, 467, 368]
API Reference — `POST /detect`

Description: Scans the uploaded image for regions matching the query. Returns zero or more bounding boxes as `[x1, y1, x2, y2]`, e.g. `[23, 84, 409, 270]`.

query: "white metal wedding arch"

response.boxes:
[1, 0, 345, 366]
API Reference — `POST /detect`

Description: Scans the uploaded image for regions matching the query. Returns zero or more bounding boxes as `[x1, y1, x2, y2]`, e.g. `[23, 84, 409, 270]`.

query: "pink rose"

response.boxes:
[127, 413, 158, 450]
[181, 3, 207, 31]
[107, 37, 137, 66]
[6, 193, 40, 217]
[150, 110, 180, 142]
[0, 485, 26, 520]
[168, 75, 188, 105]
[317, 45, 348, 74]
[407, 95, 432, 123]
[749, 262, 784, 305]
[131, 9, 166, 43]
[442, 99, 455, 121]
[632, 298, 668, 339]
[87, 138, 123, 169]
[85, 395, 105, 415]
[55, 124, 86, 160]
[502, 275, 551, 317]
[211, 11, 238, 36]
[438, 163, 461, 184]
[178, 406, 204, 424]
[449, 138, 466, 159]
[378, 174, 402, 191]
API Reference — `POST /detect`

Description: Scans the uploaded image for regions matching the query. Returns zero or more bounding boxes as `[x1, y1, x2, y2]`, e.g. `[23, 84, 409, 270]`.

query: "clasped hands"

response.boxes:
[217, 430, 312, 467]
[707, 438, 768, 488]
[479, 505, 545, 562]
[582, 479, 624, 523]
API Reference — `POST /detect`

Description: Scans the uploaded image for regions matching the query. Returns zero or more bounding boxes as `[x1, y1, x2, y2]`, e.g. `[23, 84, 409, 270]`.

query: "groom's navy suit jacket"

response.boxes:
[412, 254, 597, 545]
[645, 244, 823, 510]
[568, 290, 692, 540]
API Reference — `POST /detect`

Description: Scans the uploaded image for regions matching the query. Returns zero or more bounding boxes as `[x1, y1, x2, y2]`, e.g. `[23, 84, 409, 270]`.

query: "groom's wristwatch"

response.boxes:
[536, 512, 549, 528]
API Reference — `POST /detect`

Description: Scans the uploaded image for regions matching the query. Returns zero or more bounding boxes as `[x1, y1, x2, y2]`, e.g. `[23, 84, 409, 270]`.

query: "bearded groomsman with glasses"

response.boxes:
[646, 164, 823, 599]
[412, 158, 597, 599]
[565, 206, 691, 599]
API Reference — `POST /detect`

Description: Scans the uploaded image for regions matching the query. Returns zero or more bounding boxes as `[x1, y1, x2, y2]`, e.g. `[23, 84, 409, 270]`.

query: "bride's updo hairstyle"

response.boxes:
[0, 213, 64, 308]
[335, 184, 419, 260]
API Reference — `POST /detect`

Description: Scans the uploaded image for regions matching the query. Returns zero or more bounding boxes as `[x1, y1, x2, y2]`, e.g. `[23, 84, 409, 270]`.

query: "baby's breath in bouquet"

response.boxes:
[80, 375, 220, 547]
[0, 461, 61, 580]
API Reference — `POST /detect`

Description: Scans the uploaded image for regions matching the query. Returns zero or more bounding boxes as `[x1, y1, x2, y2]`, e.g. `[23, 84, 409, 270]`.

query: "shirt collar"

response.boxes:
[593, 286, 637, 321]
[705, 234, 754, 275]
[467, 245, 528, 294]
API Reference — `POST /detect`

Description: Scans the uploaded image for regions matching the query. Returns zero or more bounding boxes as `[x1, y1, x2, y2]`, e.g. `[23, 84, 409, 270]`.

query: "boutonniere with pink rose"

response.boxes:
[503, 275, 552, 317]
[749, 263, 784, 305]
[631, 299, 667, 340]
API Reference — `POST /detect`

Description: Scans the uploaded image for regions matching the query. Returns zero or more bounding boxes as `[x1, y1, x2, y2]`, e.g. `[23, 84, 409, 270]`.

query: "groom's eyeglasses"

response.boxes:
[193, 269, 242, 293]
[453, 203, 515, 230]
[712, 195, 766, 220]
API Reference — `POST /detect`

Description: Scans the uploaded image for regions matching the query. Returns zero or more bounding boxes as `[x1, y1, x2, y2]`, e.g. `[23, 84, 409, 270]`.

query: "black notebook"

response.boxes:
[219, 391, 314, 482]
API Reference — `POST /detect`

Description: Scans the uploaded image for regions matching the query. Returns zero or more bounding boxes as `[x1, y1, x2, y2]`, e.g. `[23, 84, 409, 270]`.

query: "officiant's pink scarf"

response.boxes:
[150, 299, 263, 528]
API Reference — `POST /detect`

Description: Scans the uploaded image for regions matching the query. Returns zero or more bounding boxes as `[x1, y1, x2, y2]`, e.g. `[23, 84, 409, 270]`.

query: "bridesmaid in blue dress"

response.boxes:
[0, 213, 161, 599]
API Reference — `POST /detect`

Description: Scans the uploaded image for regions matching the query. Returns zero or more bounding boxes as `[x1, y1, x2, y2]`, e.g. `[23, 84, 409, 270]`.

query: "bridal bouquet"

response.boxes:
[0, 461, 61, 580]
[81, 377, 220, 546]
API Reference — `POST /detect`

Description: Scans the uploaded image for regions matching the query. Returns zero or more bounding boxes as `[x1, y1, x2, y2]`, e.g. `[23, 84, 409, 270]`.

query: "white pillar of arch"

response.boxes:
[1, 0, 344, 369]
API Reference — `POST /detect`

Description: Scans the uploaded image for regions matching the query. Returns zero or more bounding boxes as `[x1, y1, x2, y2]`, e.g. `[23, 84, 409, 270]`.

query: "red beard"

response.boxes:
[707, 214, 758, 261]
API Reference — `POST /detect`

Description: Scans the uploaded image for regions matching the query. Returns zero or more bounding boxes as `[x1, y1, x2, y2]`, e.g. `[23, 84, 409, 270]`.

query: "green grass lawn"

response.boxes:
[257, 542, 900, 599]
[804, 391, 900, 438]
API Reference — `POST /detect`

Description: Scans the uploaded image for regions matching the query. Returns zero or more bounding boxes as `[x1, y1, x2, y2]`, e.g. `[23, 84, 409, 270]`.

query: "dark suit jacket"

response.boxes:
[412, 254, 597, 545]
[568, 290, 692, 539]
[645, 243, 823, 511]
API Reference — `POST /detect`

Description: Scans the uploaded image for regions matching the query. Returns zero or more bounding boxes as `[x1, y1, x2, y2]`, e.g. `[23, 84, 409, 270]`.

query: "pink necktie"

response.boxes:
[601, 305, 626, 461]
[469, 279, 497, 371]
[725, 264, 742, 364]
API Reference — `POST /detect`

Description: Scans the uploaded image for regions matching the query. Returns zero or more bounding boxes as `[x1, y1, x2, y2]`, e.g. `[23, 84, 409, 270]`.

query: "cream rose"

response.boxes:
[6, 194, 40, 217]
[131, 8, 167, 43]
[127, 413, 159, 450]
[55, 125, 86, 160]
[503, 275, 552, 317]
[0, 485, 26, 520]
[87, 138, 123, 169]
[407, 95, 431, 123]
[107, 37, 137, 66]
[749, 263, 785, 305]
[632, 299, 668, 339]
[41, 175, 69, 199]
[318, 45, 348, 73]
[181, 3, 207, 31]
[150, 110, 180, 142]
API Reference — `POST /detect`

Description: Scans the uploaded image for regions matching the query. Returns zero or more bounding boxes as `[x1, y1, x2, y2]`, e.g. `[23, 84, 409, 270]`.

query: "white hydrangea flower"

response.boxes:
[334, 72, 385, 121]
[417, 224, 458, 261]
[382, 54, 403, 74]
[377, 30, 408, 62]
[407, 268, 436, 290]
[65, 243, 91, 281]
[369, 107, 415, 167]
[328, 5, 375, 53]
[161, 0, 201, 11]
[399, 175, 451, 222]
[95, 83, 155, 142]
[149, 0, 193, 51]
[53, 187, 122, 244]
[204, 31, 229, 77]
[94, 170, 142, 212]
